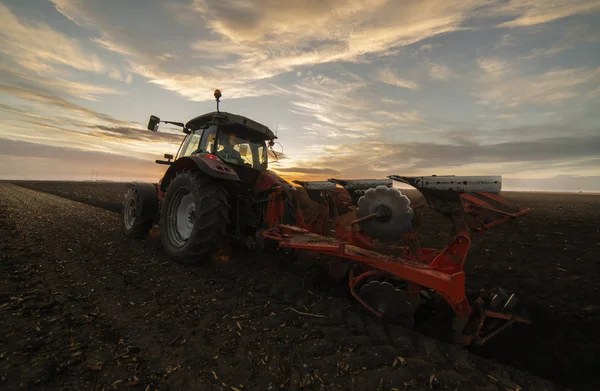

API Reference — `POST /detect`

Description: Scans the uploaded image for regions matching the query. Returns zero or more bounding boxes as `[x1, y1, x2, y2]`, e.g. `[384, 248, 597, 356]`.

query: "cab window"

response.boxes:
[258, 145, 267, 169]
[177, 125, 218, 158]
[203, 125, 218, 154]
[178, 131, 203, 158]
[215, 127, 266, 169]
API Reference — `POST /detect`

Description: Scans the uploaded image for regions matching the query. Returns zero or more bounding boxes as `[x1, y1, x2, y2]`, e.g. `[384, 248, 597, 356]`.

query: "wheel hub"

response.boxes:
[175, 193, 195, 241]
[374, 205, 392, 222]
[124, 196, 136, 229]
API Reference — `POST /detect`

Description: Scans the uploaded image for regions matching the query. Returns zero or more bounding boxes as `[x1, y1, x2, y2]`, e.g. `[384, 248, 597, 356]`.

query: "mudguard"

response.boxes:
[159, 154, 241, 192]
[129, 181, 159, 220]
[254, 170, 295, 195]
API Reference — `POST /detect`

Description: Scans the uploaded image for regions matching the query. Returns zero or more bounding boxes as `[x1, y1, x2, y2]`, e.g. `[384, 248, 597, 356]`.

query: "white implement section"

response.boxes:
[292, 180, 337, 190]
[328, 178, 393, 190]
[390, 175, 502, 193]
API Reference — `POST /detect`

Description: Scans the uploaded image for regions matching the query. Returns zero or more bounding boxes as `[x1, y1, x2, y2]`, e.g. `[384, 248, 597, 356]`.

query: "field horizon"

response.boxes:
[2, 178, 599, 195]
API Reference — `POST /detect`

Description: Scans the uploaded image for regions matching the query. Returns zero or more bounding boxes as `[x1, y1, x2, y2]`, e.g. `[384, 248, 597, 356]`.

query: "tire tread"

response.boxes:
[160, 171, 230, 263]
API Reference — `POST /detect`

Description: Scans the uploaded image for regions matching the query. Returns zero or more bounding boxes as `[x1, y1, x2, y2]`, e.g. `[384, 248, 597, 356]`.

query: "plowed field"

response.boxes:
[2, 181, 599, 390]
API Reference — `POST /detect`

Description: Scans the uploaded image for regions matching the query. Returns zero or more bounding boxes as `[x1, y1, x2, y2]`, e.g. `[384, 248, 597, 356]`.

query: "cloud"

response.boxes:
[90, 37, 133, 56]
[194, 0, 475, 50]
[490, 0, 600, 28]
[374, 68, 419, 89]
[374, 110, 424, 123]
[0, 3, 129, 89]
[475, 58, 600, 108]
[477, 58, 511, 77]
[515, 23, 600, 61]
[381, 97, 407, 105]
[107, 66, 133, 84]
[0, 65, 120, 101]
[46, 0, 491, 101]
[519, 45, 569, 60]
[0, 3, 104, 75]
[0, 137, 164, 182]
[0, 84, 183, 160]
[565, 23, 600, 43]
[0, 1, 131, 114]
[495, 113, 517, 119]
[284, 72, 433, 148]
[43, 0, 600, 106]
[287, 126, 600, 181]
[428, 63, 456, 81]
[287, 74, 386, 140]
[0, 85, 130, 125]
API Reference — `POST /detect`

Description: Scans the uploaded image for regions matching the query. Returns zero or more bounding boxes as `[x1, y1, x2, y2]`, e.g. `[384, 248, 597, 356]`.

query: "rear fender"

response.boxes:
[254, 170, 296, 195]
[159, 154, 241, 192]
[129, 181, 159, 220]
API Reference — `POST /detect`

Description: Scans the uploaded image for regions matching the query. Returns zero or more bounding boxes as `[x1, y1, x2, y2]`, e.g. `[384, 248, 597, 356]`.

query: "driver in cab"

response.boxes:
[217, 132, 243, 164]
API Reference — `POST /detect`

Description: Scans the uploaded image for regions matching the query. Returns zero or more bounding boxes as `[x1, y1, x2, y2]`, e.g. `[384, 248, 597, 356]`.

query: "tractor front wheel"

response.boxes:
[160, 171, 230, 263]
[121, 187, 154, 239]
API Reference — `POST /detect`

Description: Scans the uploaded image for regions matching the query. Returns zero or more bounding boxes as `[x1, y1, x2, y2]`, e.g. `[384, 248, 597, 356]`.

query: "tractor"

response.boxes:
[122, 90, 533, 345]
[121, 89, 299, 262]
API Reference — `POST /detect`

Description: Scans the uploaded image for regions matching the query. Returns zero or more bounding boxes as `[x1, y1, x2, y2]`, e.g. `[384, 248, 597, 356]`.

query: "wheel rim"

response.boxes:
[166, 187, 196, 247]
[123, 194, 137, 229]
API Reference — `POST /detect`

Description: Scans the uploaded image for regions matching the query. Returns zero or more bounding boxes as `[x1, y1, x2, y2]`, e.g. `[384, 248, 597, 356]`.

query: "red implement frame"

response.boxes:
[261, 187, 532, 345]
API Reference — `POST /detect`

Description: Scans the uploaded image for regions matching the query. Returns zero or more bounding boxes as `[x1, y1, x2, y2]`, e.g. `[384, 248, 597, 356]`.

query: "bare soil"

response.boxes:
[2, 181, 599, 390]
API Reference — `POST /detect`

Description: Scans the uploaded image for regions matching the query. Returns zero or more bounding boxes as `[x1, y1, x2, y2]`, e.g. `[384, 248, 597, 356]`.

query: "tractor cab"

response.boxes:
[148, 90, 276, 185]
[181, 112, 271, 175]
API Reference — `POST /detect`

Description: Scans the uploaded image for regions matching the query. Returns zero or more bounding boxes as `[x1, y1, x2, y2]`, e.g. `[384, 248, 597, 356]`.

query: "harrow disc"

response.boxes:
[356, 185, 414, 242]
[359, 280, 415, 328]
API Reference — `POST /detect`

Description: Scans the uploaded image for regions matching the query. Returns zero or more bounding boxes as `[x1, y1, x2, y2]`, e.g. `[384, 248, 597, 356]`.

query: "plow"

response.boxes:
[262, 175, 532, 345]
[122, 90, 533, 347]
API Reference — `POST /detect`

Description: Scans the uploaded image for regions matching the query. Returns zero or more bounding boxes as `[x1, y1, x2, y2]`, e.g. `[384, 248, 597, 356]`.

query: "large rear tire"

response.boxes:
[121, 187, 153, 239]
[160, 171, 230, 263]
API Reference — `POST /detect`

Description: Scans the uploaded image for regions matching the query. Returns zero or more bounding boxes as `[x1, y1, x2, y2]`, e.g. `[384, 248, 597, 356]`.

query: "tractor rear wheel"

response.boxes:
[160, 171, 230, 263]
[121, 187, 154, 239]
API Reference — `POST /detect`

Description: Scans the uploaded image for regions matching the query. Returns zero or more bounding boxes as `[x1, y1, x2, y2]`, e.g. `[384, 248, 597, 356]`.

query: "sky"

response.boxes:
[0, 0, 599, 191]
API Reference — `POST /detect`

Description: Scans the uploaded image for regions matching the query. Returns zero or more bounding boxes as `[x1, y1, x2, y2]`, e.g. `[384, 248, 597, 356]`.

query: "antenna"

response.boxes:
[214, 89, 221, 113]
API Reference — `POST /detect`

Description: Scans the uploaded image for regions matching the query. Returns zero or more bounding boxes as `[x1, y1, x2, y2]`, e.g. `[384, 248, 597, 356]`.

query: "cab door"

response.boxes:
[177, 125, 218, 159]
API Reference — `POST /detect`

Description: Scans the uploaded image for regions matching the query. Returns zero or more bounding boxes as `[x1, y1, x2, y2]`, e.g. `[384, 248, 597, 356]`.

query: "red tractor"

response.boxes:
[122, 90, 533, 345]
[121, 90, 298, 262]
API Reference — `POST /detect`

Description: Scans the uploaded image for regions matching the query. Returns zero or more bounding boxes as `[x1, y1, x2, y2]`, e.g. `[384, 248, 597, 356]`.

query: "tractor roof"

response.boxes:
[185, 111, 276, 140]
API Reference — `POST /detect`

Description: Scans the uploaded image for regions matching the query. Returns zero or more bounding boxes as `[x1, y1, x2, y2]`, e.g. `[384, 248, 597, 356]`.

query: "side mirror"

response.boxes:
[238, 144, 249, 156]
[148, 115, 160, 131]
[156, 152, 174, 166]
